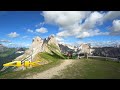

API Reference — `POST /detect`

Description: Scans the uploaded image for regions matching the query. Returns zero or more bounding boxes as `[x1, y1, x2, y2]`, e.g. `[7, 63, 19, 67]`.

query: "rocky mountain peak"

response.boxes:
[15, 35, 61, 62]
[47, 35, 58, 45]
[25, 36, 44, 58]
[32, 36, 43, 43]
[42, 34, 60, 53]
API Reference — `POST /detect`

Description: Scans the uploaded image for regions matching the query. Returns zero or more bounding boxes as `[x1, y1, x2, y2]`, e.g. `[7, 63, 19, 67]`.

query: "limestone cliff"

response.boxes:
[15, 35, 61, 61]
[42, 35, 61, 54]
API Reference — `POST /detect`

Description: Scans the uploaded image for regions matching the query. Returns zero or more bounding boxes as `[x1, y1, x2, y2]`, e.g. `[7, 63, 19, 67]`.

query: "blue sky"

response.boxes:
[0, 11, 120, 47]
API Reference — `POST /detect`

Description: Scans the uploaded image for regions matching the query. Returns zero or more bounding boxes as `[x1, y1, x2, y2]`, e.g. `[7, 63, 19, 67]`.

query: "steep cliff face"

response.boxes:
[79, 44, 91, 54]
[42, 35, 61, 54]
[25, 36, 44, 60]
[1, 35, 62, 72]
[59, 44, 74, 54]
[47, 35, 60, 48]
[42, 38, 50, 53]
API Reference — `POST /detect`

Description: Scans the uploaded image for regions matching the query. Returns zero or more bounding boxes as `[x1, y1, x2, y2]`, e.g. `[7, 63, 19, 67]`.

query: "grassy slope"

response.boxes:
[0, 44, 65, 79]
[53, 58, 120, 79]
[0, 52, 65, 79]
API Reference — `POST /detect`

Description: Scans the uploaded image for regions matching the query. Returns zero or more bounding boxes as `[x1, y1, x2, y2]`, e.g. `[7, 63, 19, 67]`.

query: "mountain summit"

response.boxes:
[1, 35, 63, 72]
[15, 35, 61, 62]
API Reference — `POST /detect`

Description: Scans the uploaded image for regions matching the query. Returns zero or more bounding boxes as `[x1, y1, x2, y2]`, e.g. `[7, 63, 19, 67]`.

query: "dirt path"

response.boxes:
[25, 59, 75, 79]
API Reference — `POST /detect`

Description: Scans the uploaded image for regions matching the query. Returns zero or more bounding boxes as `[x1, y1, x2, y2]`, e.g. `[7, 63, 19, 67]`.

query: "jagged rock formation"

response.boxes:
[59, 44, 74, 54]
[1, 35, 62, 72]
[79, 44, 91, 54]
[25, 36, 44, 61]
[42, 35, 61, 54]
[15, 35, 61, 61]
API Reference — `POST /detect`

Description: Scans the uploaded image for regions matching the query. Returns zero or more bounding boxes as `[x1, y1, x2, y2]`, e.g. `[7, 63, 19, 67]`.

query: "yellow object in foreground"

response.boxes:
[3, 60, 41, 67]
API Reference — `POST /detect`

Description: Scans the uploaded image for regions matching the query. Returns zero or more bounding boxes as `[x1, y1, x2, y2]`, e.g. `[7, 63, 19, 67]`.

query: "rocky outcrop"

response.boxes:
[79, 44, 91, 54]
[1, 35, 61, 72]
[59, 44, 74, 54]
[47, 35, 60, 48]
[15, 35, 61, 61]
[42, 35, 61, 54]
[25, 36, 44, 61]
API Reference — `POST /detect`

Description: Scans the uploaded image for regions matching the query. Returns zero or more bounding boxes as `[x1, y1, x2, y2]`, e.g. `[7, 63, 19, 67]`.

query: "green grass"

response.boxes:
[48, 44, 59, 50]
[38, 52, 64, 61]
[0, 48, 16, 58]
[0, 52, 64, 79]
[52, 58, 120, 79]
[47, 44, 65, 59]
[0, 60, 62, 79]
[0, 43, 65, 79]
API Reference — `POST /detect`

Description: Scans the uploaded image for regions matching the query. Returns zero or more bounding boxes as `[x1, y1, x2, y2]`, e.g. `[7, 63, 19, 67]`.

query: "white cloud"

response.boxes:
[42, 11, 91, 27]
[0, 39, 11, 43]
[111, 20, 120, 32]
[42, 11, 107, 39]
[109, 20, 120, 35]
[27, 29, 34, 33]
[27, 27, 48, 34]
[7, 32, 19, 38]
[35, 22, 45, 27]
[77, 31, 90, 38]
[82, 11, 104, 29]
[76, 29, 109, 38]
[103, 11, 120, 21]
[55, 36, 64, 42]
[57, 23, 83, 37]
[36, 27, 48, 33]
[57, 30, 72, 37]
[42, 11, 120, 40]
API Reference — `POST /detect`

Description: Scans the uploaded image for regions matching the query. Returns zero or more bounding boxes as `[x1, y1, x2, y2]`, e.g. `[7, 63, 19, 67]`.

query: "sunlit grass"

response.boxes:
[0, 52, 64, 79]
[53, 58, 120, 79]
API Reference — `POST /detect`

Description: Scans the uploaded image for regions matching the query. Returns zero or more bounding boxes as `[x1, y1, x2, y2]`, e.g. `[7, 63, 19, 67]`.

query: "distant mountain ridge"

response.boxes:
[92, 47, 120, 58]
[59, 44, 75, 54]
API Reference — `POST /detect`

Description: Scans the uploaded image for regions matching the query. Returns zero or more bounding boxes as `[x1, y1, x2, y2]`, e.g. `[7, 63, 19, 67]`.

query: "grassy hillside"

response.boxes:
[53, 58, 120, 79]
[0, 51, 65, 79]
[0, 43, 65, 79]
[47, 44, 65, 58]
